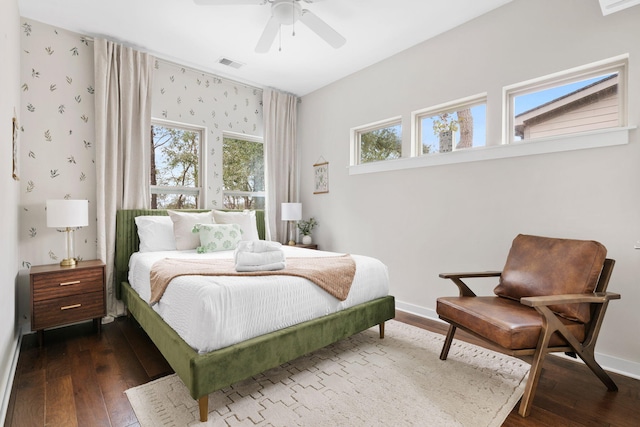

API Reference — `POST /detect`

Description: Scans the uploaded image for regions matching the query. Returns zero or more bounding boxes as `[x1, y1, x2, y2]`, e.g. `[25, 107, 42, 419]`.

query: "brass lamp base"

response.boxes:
[288, 240, 296, 246]
[60, 258, 76, 267]
[59, 228, 77, 267]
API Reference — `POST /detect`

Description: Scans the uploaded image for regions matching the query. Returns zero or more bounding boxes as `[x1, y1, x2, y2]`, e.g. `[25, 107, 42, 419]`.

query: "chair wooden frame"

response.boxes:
[438, 258, 620, 417]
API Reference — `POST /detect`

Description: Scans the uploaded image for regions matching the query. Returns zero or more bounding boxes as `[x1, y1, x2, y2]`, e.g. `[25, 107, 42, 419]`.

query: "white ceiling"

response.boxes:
[18, 0, 514, 96]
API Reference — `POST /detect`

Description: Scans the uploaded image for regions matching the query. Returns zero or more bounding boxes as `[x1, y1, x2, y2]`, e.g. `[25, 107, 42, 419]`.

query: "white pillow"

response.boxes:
[168, 210, 214, 250]
[193, 223, 242, 253]
[134, 216, 177, 252]
[212, 210, 259, 241]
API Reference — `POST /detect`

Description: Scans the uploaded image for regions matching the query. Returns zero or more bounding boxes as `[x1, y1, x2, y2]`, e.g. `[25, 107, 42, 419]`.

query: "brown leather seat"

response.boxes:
[437, 296, 586, 350]
[436, 234, 620, 417]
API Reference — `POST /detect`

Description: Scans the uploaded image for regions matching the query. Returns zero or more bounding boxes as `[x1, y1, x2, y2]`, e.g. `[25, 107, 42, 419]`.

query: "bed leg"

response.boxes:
[379, 322, 385, 339]
[198, 396, 208, 422]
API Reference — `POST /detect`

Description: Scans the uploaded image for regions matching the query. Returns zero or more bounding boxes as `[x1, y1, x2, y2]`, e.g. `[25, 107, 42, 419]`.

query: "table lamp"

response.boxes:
[46, 199, 89, 267]
[281, 202, 302, 246]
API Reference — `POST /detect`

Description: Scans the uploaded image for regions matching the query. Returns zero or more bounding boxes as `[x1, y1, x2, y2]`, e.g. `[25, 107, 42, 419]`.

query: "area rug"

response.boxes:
[125, 320, 529, 426]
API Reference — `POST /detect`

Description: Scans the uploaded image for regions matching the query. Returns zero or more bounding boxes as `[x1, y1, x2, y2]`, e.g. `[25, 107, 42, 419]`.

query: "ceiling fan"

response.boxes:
[194, 0, 346, 53]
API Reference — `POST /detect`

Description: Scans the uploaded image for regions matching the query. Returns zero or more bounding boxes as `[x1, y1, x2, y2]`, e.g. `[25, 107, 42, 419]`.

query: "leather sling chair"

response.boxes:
[436, 234, 620, 417]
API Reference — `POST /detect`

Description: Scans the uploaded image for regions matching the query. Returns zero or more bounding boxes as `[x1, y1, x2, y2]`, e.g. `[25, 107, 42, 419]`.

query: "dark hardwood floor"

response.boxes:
[4, 311, 639, 426]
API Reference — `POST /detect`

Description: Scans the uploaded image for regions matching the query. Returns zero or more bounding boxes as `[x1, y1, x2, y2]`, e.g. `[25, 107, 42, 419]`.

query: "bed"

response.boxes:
[114, 209, 396, 422]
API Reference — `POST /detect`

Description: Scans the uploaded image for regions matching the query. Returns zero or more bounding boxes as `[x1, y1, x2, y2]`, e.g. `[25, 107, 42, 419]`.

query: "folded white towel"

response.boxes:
[235, 250, 285, 266]
[236, 240, 283, 253]
[235, 261, 286, 272]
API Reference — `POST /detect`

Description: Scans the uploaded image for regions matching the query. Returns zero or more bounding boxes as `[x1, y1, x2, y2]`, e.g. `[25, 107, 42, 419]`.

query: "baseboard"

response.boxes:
[395, 299, 640, 380]
[395, 300, 442, 322]
[0, 333, 22, 426]
[568, 351, 640, 380]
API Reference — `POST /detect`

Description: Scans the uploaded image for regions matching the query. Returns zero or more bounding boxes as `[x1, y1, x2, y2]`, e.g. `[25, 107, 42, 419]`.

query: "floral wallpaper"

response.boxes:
[18, 19, 264, 275]
[19, 20, 96, 270]
[151, 60, 263, 208]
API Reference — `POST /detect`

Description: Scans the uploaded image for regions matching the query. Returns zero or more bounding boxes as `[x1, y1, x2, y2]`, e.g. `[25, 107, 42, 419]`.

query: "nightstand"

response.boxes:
[30, 260, 106, 346]
[295, 243, 318, 250]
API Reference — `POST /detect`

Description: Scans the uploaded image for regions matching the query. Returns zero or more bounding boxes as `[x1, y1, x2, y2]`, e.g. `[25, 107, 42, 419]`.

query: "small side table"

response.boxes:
[30, 260, 106, 346]
[294, 243, 318, 250]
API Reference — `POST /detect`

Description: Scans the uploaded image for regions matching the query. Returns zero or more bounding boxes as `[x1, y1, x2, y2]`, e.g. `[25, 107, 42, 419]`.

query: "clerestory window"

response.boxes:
[506, 57, 626, 143]
[351, 118, 402, 165]
[413, 96, 487, 155]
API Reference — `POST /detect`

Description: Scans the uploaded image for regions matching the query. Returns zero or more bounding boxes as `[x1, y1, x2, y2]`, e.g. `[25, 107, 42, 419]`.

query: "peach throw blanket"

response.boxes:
[149, 255, 356, 305]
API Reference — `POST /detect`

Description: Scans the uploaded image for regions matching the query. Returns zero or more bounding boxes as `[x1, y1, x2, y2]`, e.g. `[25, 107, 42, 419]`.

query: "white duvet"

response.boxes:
[128, 246, 389, 353]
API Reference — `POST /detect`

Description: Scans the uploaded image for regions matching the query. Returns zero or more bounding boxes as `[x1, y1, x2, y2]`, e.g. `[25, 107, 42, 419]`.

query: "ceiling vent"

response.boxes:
[599, 0, 640, 15]
[218, 57, 244, 69]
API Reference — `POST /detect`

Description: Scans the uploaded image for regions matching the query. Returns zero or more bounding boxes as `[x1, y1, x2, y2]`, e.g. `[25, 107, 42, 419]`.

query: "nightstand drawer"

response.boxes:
[32, 267, 104, 301]
[32, 290, 105, 331]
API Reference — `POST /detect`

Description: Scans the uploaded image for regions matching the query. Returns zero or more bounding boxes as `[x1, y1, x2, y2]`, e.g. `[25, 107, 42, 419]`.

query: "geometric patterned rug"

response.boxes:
[125, 320, 529, 426]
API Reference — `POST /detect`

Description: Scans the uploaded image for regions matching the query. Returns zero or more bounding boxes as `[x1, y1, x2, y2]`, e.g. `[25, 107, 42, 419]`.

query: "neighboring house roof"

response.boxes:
[514, 74, 618, 139]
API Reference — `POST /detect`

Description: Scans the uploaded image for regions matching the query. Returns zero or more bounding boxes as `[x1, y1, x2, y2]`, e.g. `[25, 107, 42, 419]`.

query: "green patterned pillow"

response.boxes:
[192, 223, 242, 253]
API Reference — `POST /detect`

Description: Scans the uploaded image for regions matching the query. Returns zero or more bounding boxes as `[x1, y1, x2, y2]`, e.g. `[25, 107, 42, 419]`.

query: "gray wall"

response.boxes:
[298, 0, 640, 376]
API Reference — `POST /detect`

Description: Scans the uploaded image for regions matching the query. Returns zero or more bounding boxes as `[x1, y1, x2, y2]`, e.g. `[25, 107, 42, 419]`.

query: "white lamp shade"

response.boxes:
[46, 199, 89, 228]
[281, 202, 302, 221]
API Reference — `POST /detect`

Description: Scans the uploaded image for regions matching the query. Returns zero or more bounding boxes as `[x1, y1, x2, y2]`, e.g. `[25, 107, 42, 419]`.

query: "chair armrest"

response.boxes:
[439, 271, 502, 297]
[521, 292, 621, 307]
[439, 271, 502, 279]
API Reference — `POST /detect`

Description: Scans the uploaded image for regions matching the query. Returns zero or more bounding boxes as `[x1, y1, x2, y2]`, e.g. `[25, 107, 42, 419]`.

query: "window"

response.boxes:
[222, 133, 265, 210]
[150, 121, 202, 209]
[506, 57, 626, 143]
[413, 96, 487, 155]
[351, 118, 402, 165]
[349, 56, 630, 176]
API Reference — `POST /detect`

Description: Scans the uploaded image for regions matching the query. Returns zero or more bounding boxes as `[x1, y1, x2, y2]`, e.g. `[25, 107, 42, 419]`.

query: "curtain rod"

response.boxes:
[81, 35, 263, 93]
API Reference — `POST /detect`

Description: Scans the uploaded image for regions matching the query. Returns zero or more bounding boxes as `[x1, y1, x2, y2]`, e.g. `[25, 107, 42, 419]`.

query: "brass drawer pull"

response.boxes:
[60, 280, 81, 286]
[60, 303, 82, 310]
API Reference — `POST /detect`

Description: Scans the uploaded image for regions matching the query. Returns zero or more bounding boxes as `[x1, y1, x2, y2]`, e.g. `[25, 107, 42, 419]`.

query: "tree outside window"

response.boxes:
[223, 136, 265, 210]
[418, 103, 486, 154]
[151, 124, 201, 209]
[359, 124, 402, 164]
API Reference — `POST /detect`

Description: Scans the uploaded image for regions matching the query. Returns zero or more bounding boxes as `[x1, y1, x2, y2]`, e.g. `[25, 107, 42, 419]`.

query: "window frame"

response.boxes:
[222, 131, 265, 210]
[150, 118, 206, 209]
[350, 116, 403, 166]
[349, 55, 632, 176]
[503, 55, 628, 145]
[411, 93, 487, 157]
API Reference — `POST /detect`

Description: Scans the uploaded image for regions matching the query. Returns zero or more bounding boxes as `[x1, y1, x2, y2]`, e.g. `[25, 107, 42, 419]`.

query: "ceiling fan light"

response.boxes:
[272, 0, 301, 24]
[201, 0, 345, 53]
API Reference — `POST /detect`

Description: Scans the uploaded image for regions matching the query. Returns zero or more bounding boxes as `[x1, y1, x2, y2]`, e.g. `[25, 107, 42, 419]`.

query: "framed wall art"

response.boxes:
[313, 161, 328, 194]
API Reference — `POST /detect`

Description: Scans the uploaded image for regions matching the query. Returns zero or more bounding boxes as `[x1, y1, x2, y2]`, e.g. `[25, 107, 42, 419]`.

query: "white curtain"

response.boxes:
[263, 89, 299, 243]
[94, 39, 154, 316]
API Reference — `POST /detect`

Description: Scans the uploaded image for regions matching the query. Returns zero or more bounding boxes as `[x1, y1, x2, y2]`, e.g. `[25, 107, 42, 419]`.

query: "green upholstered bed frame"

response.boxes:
[114, 209, 396, 422]
[114, 209, 266, 299]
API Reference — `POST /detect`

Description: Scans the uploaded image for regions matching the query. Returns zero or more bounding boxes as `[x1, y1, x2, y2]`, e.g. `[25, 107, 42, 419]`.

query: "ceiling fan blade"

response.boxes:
[255, 16, 280, 53]
[299, 9, 346, 49]
[193, 0, 267, 5]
